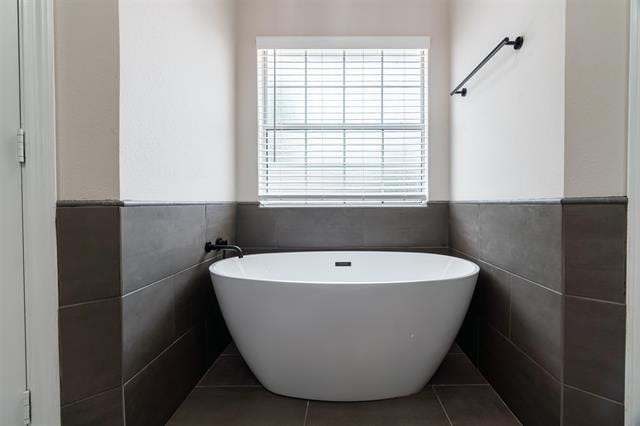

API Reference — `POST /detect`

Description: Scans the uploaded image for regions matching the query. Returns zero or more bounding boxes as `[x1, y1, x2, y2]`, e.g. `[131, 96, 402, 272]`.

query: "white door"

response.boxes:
[0, 0, 28, 424]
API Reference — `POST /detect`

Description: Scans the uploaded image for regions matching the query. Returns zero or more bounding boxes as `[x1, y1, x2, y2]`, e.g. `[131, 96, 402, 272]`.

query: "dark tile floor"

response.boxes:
[167, 342, 521, 426]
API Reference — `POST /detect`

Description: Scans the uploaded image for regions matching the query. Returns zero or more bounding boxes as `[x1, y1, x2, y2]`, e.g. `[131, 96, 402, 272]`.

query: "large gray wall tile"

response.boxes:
[276, 207, 364, 248]
[564, 204, 627, 303]
[57, 207, 121, 305]
[360, 204, 448, 247]
[476, 260, 511, 336]
[563, 385, 623, 426]
[480, 325, 561, 426]
[510, 274, 562, 380]
[173, 261, 214, 337]
[61, 387, 124, 426]
[236, 203, 278, 247]
[124, 326, 208, 426]
[449, 203, 480, 257]
[59, 298, 122, 404]
[478, 203, 562, 291]
[122, 280, 175, 381]
[455, 305, 480, 367]
[564, 296, 626, 402]
[237, 203, 448, 249]
[206, 203, 237, 244]
[205, 306, 231, 365]
[121, 205, 206, 294]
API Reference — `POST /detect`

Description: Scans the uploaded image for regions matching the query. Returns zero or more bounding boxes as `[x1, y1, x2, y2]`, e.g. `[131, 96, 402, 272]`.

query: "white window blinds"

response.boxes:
[257, 37, 428, 206]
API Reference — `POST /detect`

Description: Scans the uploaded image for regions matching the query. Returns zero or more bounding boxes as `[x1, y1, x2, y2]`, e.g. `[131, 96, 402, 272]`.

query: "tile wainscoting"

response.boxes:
[55, 199, 626, 425]
[449, 198, 627, 426]
[56, 202, 236, 425]
[236, 202, 449, 253]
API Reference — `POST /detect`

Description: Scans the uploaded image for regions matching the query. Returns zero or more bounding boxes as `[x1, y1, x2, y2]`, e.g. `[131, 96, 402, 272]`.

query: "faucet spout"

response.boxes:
[205, 238, 244, 258]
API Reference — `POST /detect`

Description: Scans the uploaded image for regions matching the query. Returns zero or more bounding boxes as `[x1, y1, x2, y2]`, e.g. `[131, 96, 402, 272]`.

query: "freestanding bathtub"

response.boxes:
[209, 251, 479, 401]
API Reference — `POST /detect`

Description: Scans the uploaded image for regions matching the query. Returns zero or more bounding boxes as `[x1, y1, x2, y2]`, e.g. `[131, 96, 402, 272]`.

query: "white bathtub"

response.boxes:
[209, 251, 479, 401]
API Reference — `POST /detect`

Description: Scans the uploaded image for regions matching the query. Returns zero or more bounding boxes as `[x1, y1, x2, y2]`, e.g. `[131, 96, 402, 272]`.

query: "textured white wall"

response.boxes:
[564, 0, 629, 197]
[449, 0, 566, 201]
[118, 0, 236, 202]
[54, 0, 120, 201]
[234, 0, 451, 201]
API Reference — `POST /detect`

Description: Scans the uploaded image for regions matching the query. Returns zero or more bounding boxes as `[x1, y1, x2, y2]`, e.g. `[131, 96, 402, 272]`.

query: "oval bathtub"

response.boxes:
[209, 251, 479, 401]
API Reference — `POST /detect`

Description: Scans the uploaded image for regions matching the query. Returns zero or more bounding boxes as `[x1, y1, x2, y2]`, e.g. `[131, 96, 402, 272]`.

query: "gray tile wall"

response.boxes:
[57, 199, 626, 426]
[236, 202, 449, 252]
[449, 199, 627, 426]
[56, 203, 236, 426]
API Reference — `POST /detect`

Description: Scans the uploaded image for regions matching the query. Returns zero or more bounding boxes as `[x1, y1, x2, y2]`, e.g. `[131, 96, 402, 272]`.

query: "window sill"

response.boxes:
[257, 202, 437, 209]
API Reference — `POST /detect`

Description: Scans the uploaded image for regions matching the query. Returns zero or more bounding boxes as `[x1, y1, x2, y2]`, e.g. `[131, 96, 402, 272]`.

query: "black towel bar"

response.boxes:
[450, 36, 524, 97]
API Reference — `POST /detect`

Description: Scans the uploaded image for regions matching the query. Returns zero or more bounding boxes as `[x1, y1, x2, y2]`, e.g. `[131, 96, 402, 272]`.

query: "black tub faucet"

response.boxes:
[205, 238, 244, 259]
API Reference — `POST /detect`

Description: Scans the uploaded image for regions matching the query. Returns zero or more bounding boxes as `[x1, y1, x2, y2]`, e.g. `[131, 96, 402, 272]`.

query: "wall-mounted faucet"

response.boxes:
[205, 238, 244, 259]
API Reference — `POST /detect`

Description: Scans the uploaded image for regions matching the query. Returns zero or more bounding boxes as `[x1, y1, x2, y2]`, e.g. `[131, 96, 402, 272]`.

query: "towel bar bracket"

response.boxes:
[509, 36, 524, 50]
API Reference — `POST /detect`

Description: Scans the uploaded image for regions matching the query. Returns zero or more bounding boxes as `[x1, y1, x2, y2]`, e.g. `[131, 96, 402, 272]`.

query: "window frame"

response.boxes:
[256, 36, 430, 207]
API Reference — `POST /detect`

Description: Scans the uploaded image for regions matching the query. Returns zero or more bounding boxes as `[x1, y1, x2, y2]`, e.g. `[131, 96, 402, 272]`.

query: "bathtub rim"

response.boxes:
[209, 251, 480, 286]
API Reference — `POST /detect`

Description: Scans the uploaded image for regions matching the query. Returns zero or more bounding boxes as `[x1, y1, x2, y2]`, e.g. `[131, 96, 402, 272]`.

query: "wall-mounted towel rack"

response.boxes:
[450, 36, 524, 97]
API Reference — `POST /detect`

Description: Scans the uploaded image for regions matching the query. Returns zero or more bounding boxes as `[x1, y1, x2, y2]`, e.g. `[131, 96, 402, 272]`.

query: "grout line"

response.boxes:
[450, 248, 563, 296]
[303, 400, 310, 426]
[195, 352, 227, 388]
[490, 324, 562, 385]
[564, 293, 626, 307]
[121, 255, 223, 299]
[431, 386, 453, 426]
[165, 327, 221, 423]
[61, 385, 123, 408]
[564, 384, 625, 406]
[123, 326, 196, 386]
[487, 383, 523, 425]
[58, 294, 122, 309]
[453, 247, 627, 306]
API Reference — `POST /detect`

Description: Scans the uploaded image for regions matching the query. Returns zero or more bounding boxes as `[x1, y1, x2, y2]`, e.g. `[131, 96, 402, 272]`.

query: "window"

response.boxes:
[257, 37, 428, 206]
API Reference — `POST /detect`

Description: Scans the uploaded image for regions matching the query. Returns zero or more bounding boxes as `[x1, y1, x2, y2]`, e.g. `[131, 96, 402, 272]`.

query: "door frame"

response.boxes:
[627, 0, 640, 424]
[19, 0, 60, 424]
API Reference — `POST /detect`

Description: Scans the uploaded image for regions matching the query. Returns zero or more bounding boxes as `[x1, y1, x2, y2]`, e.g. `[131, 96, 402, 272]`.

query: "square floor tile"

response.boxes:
[435, 385, 520, 425]
[166, 388, 307, 426]
[306, 389, 449, 426]
[429, 354, 487, 385]
[198, 356, 259, 387]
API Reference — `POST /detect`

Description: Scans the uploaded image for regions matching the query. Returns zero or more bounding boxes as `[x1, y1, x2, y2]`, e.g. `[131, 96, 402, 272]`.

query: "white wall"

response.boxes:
[118, 0, 236, 202]
[54, 0, 120, 201]
[234, 0, 451, 201]
[449, 0, 566, 201]
[55, 0, 629, 202]
[564, 0, 629, 197]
